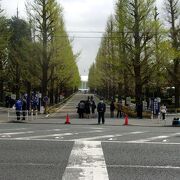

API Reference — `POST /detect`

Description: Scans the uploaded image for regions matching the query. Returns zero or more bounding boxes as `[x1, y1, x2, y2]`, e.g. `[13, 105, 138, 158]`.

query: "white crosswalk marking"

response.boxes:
[14, 130, 102, 140]
[71, 131, 146, 141]
[0, 131, 34, 135]
[15, 133, 74, 140]
[0, 131, 34, 138]
[0, 128, 27, 132]
[62, 141, 109, 180]
[130, 133, 180, 143]
[107, 164, 180, 169]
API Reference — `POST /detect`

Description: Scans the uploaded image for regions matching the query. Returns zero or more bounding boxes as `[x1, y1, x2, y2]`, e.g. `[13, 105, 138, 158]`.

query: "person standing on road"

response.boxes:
[22, 96, 27, 120]
[110, 100, 115, 118]
[15, 98, 22, 120]
[78, 100, 85, 118]
[85, 99, 91, 118]
[97, 98, 106, 124]
[116, 100, 122, 118]
[160, 104, 167, 120]
[90, 97, 96, 118]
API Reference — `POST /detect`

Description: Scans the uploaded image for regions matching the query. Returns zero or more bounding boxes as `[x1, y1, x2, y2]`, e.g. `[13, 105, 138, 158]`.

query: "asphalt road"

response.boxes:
[0, 93, 180, 180]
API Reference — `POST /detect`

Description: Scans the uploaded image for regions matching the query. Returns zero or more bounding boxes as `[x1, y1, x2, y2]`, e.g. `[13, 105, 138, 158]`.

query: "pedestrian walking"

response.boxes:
[97, 98, 106, 124]
[160, 104, 167, 120]
[110, 100, 115, 118]
[15, 98, 22, 120]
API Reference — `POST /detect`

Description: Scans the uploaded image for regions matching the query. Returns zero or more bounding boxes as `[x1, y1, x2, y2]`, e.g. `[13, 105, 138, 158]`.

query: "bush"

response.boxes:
[122, 106, 151, 118]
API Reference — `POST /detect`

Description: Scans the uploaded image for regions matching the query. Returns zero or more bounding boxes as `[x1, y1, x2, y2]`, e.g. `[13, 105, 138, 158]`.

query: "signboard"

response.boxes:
[11, 94, 16, 100]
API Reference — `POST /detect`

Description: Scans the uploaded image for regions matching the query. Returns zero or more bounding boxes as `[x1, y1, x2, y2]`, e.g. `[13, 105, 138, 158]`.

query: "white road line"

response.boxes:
[71, 131, 146, 141]
[0, 128, 27, 132]
[0, 131, 34, 136]
[1, 138, 180, 145]
[0, 162, 55, 166]
[62, 141, 109, 180]
[107, 164, 180, 169]
[130, 133, 180, 143]
[14, 130, 102, 140]
[14, 133, 74, 140]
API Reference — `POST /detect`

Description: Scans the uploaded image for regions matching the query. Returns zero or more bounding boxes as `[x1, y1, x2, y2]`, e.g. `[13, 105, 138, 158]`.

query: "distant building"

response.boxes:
[79, 76, 89, 91]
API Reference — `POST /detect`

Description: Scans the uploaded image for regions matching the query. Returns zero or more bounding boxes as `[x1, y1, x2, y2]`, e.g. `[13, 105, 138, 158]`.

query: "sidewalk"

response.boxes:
[0, 107, 179, 127]
[105, 114, 179, 127]
[0, 107, 46, 123]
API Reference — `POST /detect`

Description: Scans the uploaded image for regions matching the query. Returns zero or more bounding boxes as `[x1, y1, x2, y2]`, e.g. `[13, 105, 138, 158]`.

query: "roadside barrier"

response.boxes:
[8, 109, 38, 121]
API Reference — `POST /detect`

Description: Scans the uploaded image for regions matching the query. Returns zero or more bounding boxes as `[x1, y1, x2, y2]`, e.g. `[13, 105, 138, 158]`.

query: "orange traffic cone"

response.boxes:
[124, 114, 128, 125]
[65, 114, 71, 124]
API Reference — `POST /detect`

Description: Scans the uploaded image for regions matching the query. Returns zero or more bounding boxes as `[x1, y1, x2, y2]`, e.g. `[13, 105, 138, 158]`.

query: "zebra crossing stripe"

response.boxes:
[62, 141, 109, 180]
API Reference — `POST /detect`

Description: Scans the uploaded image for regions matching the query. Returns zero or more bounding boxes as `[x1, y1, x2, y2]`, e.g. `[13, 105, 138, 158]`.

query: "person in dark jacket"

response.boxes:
[22, 96, 27, 120]
[77, 100, 85, 118]
[110, 100, 115, 118]
[91, 100, 96, 118]
[116, 100, 122, 118]
[15, 98, 22, 120]
[97, 98, 106, 124]
[85, 99, 91, 118]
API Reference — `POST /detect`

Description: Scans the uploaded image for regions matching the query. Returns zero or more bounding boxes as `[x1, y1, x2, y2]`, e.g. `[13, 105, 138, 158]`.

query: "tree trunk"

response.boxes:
[0, 80, 3, 103]
[15, 63, 20, 99]
[174, 58, 180, 108]
[49, 79, 54, 105]
[175, 84, 180, 109]
[41, 0, 48, 98]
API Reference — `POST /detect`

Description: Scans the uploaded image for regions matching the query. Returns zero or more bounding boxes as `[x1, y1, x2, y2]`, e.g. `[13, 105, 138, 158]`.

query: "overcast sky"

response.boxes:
[1, 0, 163, 76]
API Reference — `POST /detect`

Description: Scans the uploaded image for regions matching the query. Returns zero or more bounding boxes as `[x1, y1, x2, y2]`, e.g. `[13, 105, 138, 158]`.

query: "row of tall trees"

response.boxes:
[89, 0, 180, 110]
[0, 0, 80, 105]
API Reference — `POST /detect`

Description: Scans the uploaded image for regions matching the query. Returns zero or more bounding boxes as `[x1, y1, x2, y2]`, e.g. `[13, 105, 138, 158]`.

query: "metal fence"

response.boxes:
[8, 109, 38, 121]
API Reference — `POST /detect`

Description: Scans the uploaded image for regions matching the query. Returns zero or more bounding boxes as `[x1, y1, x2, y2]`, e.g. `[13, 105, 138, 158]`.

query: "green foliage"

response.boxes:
[24, 0, 80, 102]
[0, 0, 80, 104]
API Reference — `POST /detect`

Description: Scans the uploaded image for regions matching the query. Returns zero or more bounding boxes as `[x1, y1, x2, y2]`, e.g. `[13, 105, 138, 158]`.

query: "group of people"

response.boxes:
[77, 96, 107, 124]
[77, 96, 96, 119]
[14, 93, 39, 120]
